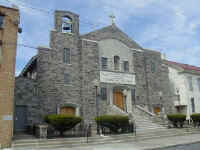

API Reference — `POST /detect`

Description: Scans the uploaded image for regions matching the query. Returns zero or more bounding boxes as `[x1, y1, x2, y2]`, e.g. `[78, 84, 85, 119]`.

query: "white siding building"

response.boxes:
[164, 60, 200, 119]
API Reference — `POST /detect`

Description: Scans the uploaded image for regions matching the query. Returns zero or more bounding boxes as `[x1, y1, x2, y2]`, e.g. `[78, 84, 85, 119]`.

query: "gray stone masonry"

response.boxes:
[14, 77, 40, 125]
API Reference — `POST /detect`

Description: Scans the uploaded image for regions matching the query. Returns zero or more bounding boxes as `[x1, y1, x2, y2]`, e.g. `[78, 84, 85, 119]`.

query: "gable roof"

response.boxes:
[81, 24, 143, 50]
[20, 55, 37, 76]
[165, 60, 200, 74]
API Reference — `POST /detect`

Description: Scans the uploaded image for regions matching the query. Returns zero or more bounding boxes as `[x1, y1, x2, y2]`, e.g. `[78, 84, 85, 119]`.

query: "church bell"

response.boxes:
[63, 22, 72, 31]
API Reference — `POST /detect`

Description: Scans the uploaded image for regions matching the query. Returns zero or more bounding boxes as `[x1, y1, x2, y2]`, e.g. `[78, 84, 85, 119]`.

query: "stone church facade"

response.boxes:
[14, 10, 174, 132]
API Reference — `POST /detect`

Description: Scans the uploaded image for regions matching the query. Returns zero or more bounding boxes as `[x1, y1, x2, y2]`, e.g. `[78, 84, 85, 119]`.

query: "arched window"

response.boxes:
[62, 16, 72, 33]
[114, 56, 120, 71]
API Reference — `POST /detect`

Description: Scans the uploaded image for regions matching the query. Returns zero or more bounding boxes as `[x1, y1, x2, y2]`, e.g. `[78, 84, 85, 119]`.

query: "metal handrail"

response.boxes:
[86, 123, 91, 143]
[133, 120, 136, 136]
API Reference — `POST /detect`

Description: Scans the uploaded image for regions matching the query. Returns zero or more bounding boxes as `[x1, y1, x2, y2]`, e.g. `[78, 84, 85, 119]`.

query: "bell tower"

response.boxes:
[54, 10, 79, 36]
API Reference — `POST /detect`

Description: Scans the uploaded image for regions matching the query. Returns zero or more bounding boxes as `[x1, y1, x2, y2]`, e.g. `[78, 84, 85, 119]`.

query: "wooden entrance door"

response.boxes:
[60, 106, 76, 116]
[113, 91, 124, 110]
[154, 107, 161, 115]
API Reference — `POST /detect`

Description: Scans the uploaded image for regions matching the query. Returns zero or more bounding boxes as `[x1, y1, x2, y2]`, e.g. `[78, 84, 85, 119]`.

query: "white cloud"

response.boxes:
[97, 0, 200, 66]
[15, 69, 21, 76]
[2, 0, 199, 74]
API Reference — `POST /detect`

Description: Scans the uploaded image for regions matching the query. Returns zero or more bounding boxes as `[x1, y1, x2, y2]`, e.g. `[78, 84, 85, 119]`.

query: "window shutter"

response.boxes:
[101, 57, 108, 70]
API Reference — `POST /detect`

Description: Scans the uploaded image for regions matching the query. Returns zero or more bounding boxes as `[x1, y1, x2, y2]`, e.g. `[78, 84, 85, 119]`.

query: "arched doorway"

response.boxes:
[60, 106, 76, 116]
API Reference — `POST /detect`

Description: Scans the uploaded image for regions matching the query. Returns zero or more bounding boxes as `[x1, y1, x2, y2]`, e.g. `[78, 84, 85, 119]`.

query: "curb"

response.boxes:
[144, 141, 200, 150]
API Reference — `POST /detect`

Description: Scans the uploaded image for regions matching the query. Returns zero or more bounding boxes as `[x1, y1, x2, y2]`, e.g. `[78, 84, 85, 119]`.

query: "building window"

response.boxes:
[114, 56, 120, 71]
[191, 98, 195, 113]
[123, 61, 129, 72]
[63, 48, 71, 64]
[151, 62, 156, 73]
[131, 89, 136, 104]
[197, 78, 200, 91]
[187, 76, 193, 91]
[101, 57, 108, 70]
[33, 87, 38, 96]
[0, 15, 4, 28]
[64, 73, 71, 84]
[101, 87, 107, 100]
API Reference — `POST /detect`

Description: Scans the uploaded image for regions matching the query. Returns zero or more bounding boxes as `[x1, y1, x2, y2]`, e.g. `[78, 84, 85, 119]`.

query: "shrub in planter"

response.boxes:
[167, 114, 186, 128]
[95, 115, 129, 133]
[44, 114, 82, 136]
[191, 114, 200, 127]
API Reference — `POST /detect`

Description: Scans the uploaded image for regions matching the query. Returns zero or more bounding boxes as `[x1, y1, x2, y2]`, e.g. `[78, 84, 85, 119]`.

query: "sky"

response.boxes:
[0, 0, 200, 76]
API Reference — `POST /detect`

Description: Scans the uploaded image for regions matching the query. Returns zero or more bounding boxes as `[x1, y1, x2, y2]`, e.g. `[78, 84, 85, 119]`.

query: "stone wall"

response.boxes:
[14, 77, 40, 125]
[132, 50, 148, 107]
[80, 39, 100, 123]
[144, 50, 174, 113]
[38, 11, 82, 120]
[38, 34, 82, 118]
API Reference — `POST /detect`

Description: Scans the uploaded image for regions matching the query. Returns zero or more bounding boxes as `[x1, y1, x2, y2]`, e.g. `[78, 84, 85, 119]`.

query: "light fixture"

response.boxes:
[123, 89, 128, 96]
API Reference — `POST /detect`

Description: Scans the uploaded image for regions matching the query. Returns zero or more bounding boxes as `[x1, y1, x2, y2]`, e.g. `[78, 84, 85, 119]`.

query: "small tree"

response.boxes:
[191, 113, 200, 128]
[44, 114, 82, 136]
[95, 115, 130, 133]
[167, 114, 186, 128]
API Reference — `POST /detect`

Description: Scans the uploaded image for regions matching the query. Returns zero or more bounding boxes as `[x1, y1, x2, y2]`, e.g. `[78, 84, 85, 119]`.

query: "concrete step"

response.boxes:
[12, 128, 200, 149]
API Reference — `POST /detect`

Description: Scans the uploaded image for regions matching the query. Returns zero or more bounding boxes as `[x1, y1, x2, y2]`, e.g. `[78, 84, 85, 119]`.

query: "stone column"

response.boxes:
[126, 89, 133, 113]
[109, 85, 114, 106]
[35, 125, 48, 139]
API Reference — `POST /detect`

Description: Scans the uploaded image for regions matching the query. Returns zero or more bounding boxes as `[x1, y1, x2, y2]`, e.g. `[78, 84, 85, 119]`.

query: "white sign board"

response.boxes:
[3, 115, 13, 121]
[100, 71, 135, 85]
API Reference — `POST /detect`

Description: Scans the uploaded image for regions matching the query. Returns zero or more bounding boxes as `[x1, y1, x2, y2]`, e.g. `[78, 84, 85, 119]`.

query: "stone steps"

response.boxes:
[12, 128, 200, 150]
[132, 107, 166, 131]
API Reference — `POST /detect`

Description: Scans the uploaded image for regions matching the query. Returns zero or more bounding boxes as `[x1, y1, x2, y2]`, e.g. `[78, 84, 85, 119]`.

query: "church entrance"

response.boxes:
[154, 107, 161, 115]
[113, 91, 125, 110]
[60, 106, 76, 116]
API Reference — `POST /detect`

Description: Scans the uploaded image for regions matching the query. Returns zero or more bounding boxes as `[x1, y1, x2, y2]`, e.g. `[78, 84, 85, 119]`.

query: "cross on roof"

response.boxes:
[109, 13, 115, 25]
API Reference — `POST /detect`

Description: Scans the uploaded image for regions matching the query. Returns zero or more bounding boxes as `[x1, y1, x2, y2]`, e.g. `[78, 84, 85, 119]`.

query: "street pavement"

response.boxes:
[53, 134, 200, 150]
[9, 133, 200, 150]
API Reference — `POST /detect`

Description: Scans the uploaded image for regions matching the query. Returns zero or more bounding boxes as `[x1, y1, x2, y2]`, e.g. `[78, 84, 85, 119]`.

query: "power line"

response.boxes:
[4, 0, 106, 28]
[2, 0, 111, 51]
[2, 42, 49, 51]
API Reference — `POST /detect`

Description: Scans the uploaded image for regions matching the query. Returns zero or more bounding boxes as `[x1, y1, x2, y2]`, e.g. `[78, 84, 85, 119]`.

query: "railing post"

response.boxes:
[86, 123, 91, 143]
[134, 121, 136, 136]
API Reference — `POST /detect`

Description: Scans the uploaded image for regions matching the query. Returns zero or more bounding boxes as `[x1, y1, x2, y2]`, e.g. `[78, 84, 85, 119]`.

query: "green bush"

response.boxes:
[191, 114, 200, 127]
[95, 115, 129, 133]
[167, 114, 186, 128]
[44, 114, 82, 136]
